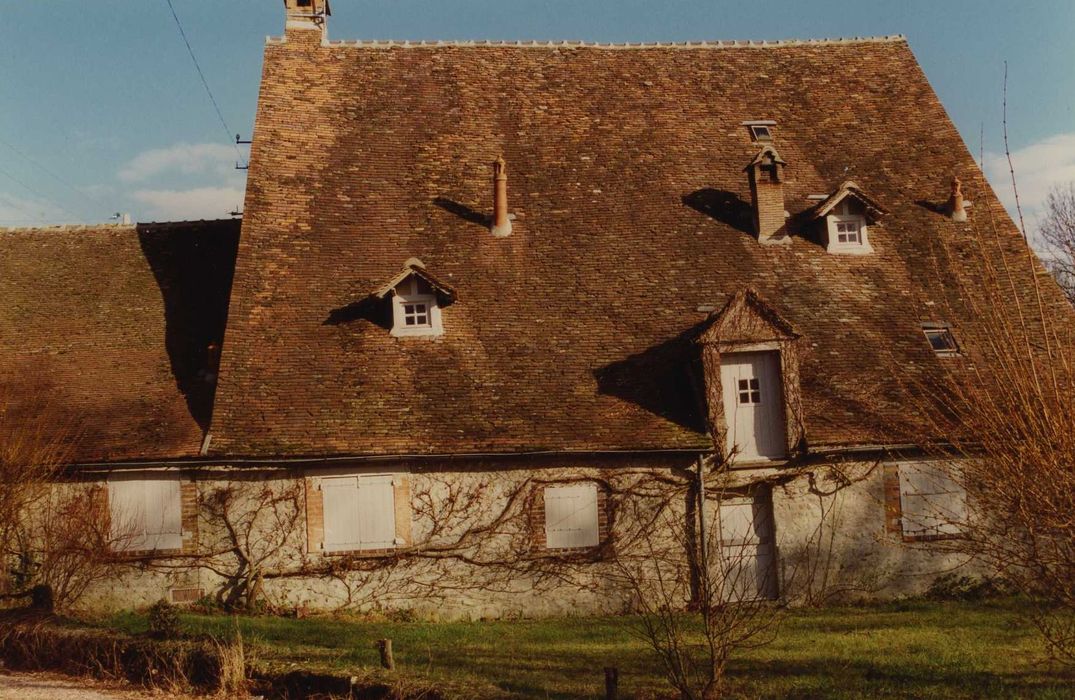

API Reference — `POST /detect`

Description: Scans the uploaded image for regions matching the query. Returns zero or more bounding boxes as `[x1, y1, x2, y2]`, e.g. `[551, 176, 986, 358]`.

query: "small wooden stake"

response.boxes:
[377, 638, 395, 670]
[604, 666, 618, 700]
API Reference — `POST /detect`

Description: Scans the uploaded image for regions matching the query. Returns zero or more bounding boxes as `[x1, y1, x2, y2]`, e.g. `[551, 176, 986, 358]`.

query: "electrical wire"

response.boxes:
[0, 165, 86, 223]
[0, 135, 109, 217]
[162, 0, 246, 167]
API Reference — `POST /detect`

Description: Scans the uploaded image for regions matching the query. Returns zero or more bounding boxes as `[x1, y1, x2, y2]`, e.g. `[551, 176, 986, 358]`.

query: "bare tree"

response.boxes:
[0, 399, 125, 611]
[611, 456, 854, 699]
[1040, 182, 1075, 304]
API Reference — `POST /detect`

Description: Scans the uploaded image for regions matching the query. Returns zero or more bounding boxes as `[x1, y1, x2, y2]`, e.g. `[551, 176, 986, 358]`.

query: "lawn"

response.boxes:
[103, 599, 1073, 699]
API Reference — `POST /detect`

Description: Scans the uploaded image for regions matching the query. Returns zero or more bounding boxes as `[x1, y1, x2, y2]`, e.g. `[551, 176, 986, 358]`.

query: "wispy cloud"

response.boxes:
[984, 132, 1075, 234]
[131, 186, 244, 221]
[118, 142, 237, 183]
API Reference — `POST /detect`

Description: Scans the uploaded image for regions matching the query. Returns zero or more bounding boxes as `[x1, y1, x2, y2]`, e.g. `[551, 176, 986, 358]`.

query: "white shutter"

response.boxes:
[898, 463, 965, 536]
[544, 483, 600, 549]
[144, 478, 182, 550]
[322, 474, 398, 552]
[109, 477, 148, 551]
[356, 475, 396, 549]
[109, 474, 182, 551]
[322, 477, 362, 552]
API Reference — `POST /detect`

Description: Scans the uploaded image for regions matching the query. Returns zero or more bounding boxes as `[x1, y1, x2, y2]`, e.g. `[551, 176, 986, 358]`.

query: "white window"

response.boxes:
[321, 474, 400, 552]
[898, 463, 967, 538]
[390, 274, 443, 337]
[710, 492, 777, 602]
[825, 201, 871, 253]
[544, 483, 600, 549]
[109, 474, 183, 552]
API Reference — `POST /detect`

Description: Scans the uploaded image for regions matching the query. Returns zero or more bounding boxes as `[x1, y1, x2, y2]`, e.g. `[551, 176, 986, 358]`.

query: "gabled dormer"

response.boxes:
[808, 181, 886, 255]
[696, 289, 804, 463]
[371, 259, 456, 338]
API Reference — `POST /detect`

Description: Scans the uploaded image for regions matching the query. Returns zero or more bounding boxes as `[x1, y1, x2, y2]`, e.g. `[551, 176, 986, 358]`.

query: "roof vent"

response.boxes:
[491, 156, 513, 237]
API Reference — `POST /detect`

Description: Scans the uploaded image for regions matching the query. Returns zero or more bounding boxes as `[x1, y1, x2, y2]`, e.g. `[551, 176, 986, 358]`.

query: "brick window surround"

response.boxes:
[97, 476, 199, 559]
[529, 481, 611, 555]
[882, 463, 965, 543]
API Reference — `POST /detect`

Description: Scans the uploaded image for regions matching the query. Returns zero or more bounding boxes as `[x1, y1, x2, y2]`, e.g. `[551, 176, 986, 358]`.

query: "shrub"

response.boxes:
[147, 599, 181, 639]
[925, 574, 1005, 602]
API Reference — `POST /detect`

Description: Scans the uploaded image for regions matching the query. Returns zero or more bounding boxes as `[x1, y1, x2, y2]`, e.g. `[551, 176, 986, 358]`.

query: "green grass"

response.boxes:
[100, 599, 1073, 699]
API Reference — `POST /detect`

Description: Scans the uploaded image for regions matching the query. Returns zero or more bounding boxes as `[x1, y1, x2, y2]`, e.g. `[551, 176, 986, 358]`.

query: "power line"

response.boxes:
[0, 135, 109, 216]
[0, 165, 86, 223]
[162, 0, 246, 167]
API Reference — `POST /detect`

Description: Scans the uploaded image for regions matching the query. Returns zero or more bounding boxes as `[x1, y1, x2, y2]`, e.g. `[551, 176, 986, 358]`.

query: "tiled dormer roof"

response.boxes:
[0, 220, 239, 462]
[208, 34, 1074, 457]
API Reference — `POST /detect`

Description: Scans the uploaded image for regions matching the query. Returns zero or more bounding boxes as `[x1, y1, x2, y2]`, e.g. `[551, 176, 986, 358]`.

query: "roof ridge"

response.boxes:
[0, 223, 135, 234]
[272, 34, 907, 48]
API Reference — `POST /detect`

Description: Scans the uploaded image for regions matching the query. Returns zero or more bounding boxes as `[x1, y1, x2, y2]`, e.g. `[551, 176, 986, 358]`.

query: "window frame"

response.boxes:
[390, 275, 443, 338]
[922, 324, 961, 357]
[749, 124, 773, 142]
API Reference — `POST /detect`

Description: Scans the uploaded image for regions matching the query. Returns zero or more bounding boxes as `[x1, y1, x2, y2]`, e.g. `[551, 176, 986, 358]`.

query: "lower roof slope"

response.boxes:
[0, 220, 239, 462]
[209, 32, 1074, 457]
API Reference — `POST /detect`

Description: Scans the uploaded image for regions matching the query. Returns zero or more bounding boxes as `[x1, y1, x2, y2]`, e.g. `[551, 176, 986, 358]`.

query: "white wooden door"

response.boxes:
[720, 352, 786, 461]
[712, 494, 777, 602]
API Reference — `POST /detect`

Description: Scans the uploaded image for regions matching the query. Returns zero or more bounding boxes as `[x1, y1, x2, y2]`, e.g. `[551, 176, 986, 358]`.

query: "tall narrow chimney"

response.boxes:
[745, 146, 788, 244]
[284, 0, 331, 38]
[947, 176, 967, 222]
[491, 155, 512, 237]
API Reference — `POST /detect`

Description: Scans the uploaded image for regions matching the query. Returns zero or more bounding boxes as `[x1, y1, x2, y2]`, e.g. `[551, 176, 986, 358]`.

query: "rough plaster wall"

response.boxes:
[78, 458, 981, 618]
[770, 461, 982, 601]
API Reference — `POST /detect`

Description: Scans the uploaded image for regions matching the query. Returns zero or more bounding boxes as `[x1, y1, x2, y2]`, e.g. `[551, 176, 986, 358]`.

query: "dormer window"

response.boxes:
[391, 274, 442, 337]
[826, 200, 869, 252]
[809, 182, 885, 255]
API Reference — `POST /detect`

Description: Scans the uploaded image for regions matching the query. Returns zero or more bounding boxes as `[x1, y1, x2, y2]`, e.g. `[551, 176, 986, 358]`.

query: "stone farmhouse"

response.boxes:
[2, 0, 1072, 616]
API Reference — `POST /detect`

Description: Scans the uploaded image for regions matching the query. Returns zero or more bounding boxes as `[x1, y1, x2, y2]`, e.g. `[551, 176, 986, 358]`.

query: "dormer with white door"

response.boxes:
[696, 289, 804, 463]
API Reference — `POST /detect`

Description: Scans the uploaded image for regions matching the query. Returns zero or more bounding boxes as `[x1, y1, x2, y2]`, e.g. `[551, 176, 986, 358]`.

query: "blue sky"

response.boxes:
[2, 0, 1073, 229]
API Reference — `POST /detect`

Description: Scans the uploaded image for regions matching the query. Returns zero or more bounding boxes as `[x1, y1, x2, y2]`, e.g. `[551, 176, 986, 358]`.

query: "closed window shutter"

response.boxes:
[898, 464, 966, 536]
[356, 475, 396, 549]
[109, 478, 148, 550]
[322, 474, 398, 552]
[144, 478, 183, 550]
[322, 477, 362, 552]
[109, 475, 182, 551]
[544, 483, 599, 549]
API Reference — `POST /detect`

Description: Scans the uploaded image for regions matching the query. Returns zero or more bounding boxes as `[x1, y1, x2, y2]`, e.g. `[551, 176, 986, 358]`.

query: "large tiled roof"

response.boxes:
[209, 30, 1073, 457]
[0, 221, 239, 462]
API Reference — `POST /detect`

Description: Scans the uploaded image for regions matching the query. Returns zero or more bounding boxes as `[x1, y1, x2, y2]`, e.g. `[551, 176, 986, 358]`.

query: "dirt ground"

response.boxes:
[0, 670, 200, 699]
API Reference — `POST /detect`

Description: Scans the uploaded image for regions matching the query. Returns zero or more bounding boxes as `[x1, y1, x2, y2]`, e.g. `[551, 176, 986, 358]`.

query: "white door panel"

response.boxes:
[720, 352, 786, 461]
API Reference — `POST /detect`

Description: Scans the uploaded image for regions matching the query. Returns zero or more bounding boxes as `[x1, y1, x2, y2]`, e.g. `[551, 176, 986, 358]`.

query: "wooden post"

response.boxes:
[376, 638, 395, 670]
[604, 666, 618, 700]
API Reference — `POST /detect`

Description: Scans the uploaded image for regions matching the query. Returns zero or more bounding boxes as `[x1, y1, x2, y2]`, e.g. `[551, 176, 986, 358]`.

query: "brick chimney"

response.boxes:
[491, 155, 512, 237]
[284, 0, 330, 37]
[947, 176, 967, 222]
[745, 146, 788, 244]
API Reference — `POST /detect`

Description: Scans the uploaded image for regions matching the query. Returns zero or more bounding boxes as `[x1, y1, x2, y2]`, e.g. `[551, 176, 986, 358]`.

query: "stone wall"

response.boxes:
[76, 455, 980, 618]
